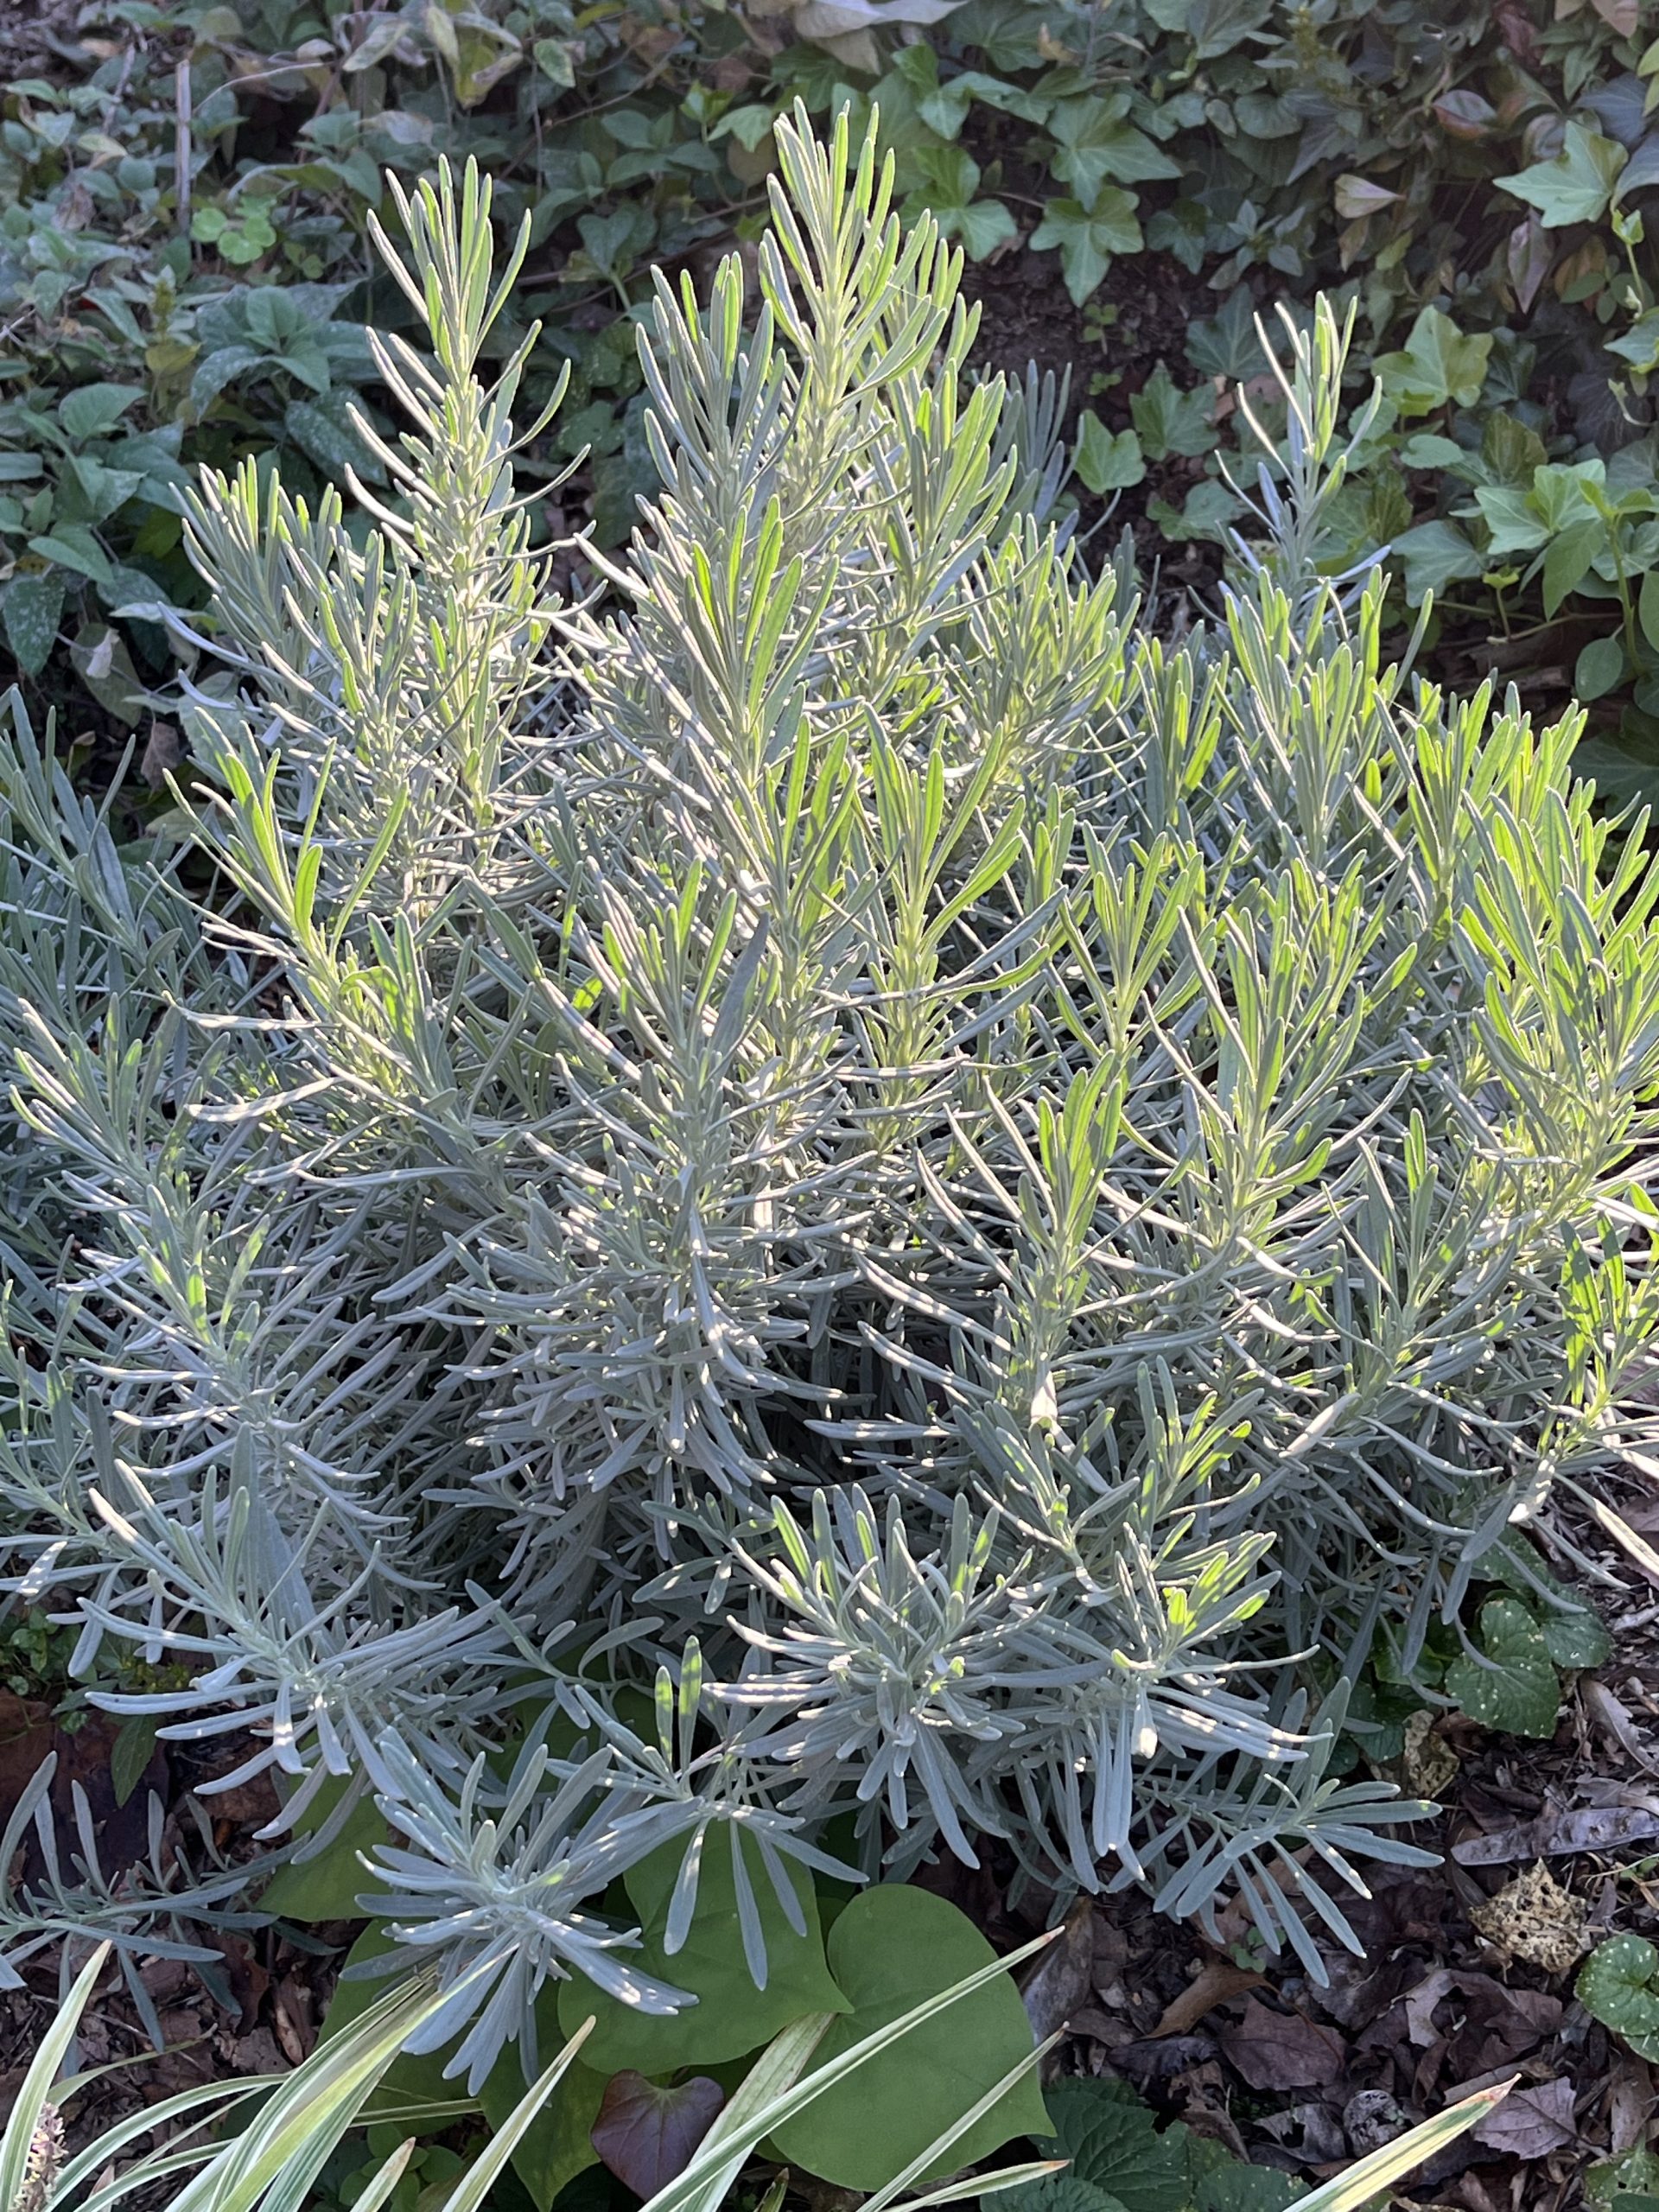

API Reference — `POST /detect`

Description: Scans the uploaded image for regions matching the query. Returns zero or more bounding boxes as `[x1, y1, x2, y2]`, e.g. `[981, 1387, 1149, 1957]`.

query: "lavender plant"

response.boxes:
[3, 111, 1658, 2081]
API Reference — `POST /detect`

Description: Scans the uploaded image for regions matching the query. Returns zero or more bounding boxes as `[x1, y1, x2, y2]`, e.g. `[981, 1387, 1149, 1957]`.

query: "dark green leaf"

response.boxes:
[557, 1831, 849, 2071]
[1446, 1598, 1561, 1738]
[110, 1713, 157, 1808]
[1037, 2079, 1192, 2212]
[1541, 1603, 1612, 1669]
[3, 570, 66, 677]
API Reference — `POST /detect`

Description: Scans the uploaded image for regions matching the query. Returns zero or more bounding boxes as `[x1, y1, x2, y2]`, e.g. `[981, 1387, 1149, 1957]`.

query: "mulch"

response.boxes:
[4, 1509, 1658, 2212]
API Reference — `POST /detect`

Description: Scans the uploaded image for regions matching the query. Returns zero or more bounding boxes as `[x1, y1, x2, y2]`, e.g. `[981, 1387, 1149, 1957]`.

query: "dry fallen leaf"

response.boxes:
[1402, 1708, 1459, 1799]
[141, 720, 183, 790]
[1469, 1861, 1588, 1973]
[1452, 1801, 1659, 1866]
[1019, 1898, 1096, 2044]
[1151, 1959, 1266, 2039]
[1469, 2077, 1576, 2160]
[1218, 1996, 1344, 2090]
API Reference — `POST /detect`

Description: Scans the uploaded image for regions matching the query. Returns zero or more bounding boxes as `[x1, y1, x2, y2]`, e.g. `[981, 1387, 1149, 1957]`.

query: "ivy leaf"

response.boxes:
[1031, 194, 1143, 304]
[1185, 288, 1265, 380]
[1609, 309, 1659, 372]
[996, 2181, 1128, 2212]
[1445, 1598, 1561, 1738]
[768, 1885, 1048, 2191]
[1497, 123, 1628, 227]
[900, 148, 1017, 259]
[2, 570, 67, 677]
[1130, 363, 1217, 459]
[1074, 415, 1145, 493]
[1037, 2078, 1192, 2212]
[1374, 306, 1493, 416]
[1145, 478, 1246, 543]
[1048, 100, 1182, 200]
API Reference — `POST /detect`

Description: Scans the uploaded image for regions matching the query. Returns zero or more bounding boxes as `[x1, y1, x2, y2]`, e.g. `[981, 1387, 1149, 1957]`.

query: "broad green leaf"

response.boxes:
[1048, 101, 1182, 201]
[1543, 519, 1605, 613]
[1186, 0, 1273, 56]
[1144, 477, 1246, 543]
[1540, 1603, 1612, 1668]
[1445, 1598, 1561, 1738]
[3, 570, 66, 676]
[1588, 2147, 1659, 2205]
[29, 526, 113, 585]
[1196, 2169, 1300, 2212]
[1577, 633, 1628, 702]
[1036, 2079, 1191, 2212]
[1185, 289, 1265, 381]
[110, 1713, 157, 1805]
[58, 454, 146, 526]
[1374, 306, 1492, 416]
[317, 1928, 480, 2123]
[995, 2181, 1128, 2212]
[1610, 309, 1659, 372]
[284, 395, 388, 485]
[189, 343, 268, 414]
[260, 1784, 394, 1920]
[1130, 363, 1216, 459]
[1497, 124, 1628, 227]
[69, 621, 144, 725]
[479, 2042, 607, 2209]
[1074, 415, 1145, 493]
[557, 1833, 849, 2071]
[58, 382, 144, 444]
[954, 199, 1019, 257]
[1031, 194, 1143, 304]
[768, 1885, 1048, 2190]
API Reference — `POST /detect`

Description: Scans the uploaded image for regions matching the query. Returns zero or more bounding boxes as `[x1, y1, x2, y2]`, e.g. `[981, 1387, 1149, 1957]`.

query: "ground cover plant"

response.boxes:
[3, 87, 1659, 2180]
[0, 1937, 1517, 2212]
[14, 0, 1659, 782]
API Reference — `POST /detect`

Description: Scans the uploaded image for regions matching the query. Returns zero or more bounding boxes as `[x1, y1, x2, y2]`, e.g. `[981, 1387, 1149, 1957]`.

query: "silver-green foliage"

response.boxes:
[3, 111, 1659, 2075]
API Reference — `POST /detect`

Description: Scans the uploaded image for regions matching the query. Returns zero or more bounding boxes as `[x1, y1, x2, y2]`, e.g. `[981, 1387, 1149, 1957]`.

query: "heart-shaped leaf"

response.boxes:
[768, 1883, 1048, 2190]
[1446, 1599, 1561, 1738]
[590, 2070, 724, 2197]
[1578, 1936, 1659, 2057]
[557, 1829, 849, 2071]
